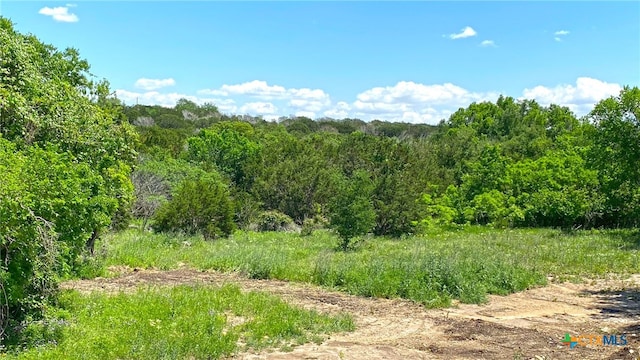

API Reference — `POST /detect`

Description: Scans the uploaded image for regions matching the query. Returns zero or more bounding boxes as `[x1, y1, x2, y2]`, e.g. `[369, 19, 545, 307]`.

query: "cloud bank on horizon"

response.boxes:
[115, 77, 623, 124]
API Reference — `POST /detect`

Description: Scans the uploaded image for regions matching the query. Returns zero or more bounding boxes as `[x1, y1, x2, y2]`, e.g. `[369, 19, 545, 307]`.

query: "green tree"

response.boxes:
[187, 121, 261, 189]
[0, 18, 136, 339]
[328, 171, 376, 251]
[0, 18, 137, 234]
[253, 130, 337, 223]
[337, 132, 425, 236]
[175, 98, 219, 118]
[509, 150, 602, 227]
[459, 145, 510, 200]
[135, 126, 191, 158]
[0, 140, 116, 338]
[152, 173, 235, 239]
[588, 86, 640, 226]
[131, 156, 220, 229]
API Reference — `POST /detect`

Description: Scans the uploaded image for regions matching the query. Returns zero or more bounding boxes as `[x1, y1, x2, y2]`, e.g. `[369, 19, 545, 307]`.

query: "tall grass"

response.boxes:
[101, 227, 640, 307]
[7, 285, 354, 360]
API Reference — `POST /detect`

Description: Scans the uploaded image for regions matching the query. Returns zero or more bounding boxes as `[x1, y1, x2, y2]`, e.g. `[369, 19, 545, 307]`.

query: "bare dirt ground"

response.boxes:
[62, 268, 640, 360]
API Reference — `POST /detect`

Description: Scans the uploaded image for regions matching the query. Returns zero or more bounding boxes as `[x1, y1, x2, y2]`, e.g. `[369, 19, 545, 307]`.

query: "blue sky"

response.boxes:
[3, 1, 639, 123]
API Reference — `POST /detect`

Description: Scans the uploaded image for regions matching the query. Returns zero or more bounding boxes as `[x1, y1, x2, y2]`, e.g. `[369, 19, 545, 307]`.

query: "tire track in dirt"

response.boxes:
[62, 269, 640, 359]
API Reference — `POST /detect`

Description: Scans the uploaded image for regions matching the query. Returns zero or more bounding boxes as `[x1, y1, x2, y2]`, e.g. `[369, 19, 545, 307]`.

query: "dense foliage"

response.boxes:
[327, 171, 376, 250]
[254, 210, 296, 232]
[589, 87, 640, 226]
[152, 174, 235, 239]
[0, 19, 136, 342]
[125, 86, 640, 236]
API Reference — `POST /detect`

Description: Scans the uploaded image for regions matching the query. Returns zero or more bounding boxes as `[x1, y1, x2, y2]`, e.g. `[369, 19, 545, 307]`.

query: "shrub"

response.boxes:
[416, 193, 458, 230]
[0, 140, 117, 343]
[186, 121, 261, 189]
[301, 215, 329, 236]
[328, 171, 376, 251]
[255, 210, 296, 232]
[132, 157, 215, 230]
[152, 174, 235, 239]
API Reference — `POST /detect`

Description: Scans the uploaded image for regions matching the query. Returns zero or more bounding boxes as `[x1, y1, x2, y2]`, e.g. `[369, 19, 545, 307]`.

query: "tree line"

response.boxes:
[130, 87, 640, 236]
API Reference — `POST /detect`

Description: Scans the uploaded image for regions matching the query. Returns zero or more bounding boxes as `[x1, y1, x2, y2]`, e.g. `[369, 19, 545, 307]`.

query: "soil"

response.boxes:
[62, 268, 640, 360]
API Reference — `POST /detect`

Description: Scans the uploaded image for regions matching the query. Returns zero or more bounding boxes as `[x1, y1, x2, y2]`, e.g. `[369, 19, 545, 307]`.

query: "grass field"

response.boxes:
[5, 226, 639, 359]
[100, 226, 640, 308]
[5, 285, 354, 360]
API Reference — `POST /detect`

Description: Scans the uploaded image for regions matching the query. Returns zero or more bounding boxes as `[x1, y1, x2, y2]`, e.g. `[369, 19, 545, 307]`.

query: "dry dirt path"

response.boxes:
[62, 268, 640, 360]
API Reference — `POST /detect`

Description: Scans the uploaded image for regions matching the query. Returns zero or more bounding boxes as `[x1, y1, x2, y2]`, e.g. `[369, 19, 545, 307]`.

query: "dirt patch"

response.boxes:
[62, 269, 640, 359]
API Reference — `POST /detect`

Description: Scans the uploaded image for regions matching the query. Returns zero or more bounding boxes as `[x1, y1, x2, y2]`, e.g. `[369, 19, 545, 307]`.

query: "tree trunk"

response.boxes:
[85, 229, 99, 256]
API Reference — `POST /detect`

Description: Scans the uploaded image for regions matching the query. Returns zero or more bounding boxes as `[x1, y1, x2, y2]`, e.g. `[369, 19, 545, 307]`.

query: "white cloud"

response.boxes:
[356, 81, 496, 106]
[115, 90, 192, 107]
[117, 77, 619, 124]
[554, 30, 569, 42]
[39, 6, 78, 23]
[289, 98, 329, 112]
[288, 87, 329, 101]
[114, 89, 237, 113]
[201, 80, 498, 124]
[199, 80, 331, 116]
[239, 101, 278, 115]
[449, 26, 477, 40]
[221, 80, 287, 99]
[202, 80, 330, 102]
[134, 78, 176, 91]
[480, 40, 496, 47]
[323, 101, 351, 119]
[350, 81, 500, 123]
[197, 88, 229, 96]
[522, 77, 621, 116]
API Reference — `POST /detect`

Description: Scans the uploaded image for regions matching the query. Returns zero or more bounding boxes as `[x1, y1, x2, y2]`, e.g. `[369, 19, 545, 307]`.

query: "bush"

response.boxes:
[152, 174, 235, 239]
[186, 121, 261, 189]
[132, 157, 215, 230]
[416, 193, 458, 230]
[254, 210, 296, 232]
[328, 171, 376, 250]
[0, 140, 119, 343]
[301, 215, 329, 236]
